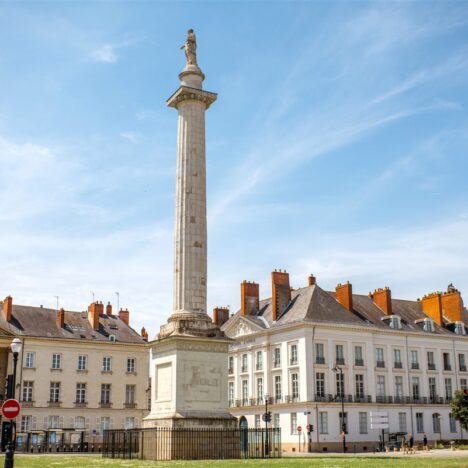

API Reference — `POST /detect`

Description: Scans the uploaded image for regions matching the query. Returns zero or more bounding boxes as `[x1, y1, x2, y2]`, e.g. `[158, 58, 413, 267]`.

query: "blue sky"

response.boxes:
[1, 1, 468, 335]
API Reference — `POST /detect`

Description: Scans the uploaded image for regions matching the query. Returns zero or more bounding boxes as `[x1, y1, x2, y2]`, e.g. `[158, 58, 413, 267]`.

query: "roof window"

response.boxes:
[454, 322, 465, 336]
[423, 318, 434, 333]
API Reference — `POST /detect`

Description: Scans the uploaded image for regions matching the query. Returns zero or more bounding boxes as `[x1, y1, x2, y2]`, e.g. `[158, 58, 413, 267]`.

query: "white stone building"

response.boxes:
[218, 271, 468, 452]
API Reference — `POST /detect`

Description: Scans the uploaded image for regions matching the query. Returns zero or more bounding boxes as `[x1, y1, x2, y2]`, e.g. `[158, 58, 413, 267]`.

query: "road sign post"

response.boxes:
[297, 426, 302, 452]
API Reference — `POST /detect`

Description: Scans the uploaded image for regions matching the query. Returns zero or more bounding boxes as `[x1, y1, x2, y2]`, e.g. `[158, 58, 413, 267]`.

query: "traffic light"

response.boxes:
[463, 389, 468, 403]
[1, 422, 12, 452]
[5, 374, 13, 399]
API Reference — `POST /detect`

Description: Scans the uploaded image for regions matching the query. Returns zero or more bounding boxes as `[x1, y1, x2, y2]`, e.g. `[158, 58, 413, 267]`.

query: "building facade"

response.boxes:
[0, 296, 149, 448]
[219, 272, 468, 452]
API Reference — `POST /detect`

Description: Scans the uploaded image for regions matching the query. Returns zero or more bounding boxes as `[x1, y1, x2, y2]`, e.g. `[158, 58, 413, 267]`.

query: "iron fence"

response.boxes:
[103, 427, 281, 460]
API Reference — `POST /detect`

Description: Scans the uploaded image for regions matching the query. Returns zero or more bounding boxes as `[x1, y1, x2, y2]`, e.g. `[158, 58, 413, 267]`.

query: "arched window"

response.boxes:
[432, 413, 441, 433]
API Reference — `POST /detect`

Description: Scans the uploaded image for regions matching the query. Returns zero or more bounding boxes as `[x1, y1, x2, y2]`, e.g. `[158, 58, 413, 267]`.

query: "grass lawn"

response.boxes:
[3, 456, 468, 468]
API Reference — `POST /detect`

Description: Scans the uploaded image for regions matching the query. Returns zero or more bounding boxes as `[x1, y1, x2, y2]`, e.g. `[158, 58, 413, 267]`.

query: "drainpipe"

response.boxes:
[405, 335, 414, 435]
[452, 339, 463, 441]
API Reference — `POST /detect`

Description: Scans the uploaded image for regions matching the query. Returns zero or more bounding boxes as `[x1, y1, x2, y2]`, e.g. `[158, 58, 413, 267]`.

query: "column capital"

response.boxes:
[167, 85, 217, 110]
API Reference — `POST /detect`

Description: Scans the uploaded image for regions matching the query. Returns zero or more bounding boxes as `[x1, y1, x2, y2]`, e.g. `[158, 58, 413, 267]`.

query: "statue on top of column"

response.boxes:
[181, 29, 197, 66]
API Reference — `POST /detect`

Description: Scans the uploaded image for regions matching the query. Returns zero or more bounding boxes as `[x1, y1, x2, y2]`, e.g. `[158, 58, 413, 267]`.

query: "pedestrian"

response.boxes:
[423, 433, 428, 452]
[401, 434, 407, 454]
[408, 433, 414, 454]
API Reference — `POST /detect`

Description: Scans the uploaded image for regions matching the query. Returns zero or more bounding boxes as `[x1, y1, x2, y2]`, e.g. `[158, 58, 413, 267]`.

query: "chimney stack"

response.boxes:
[119, 308, 130, 326]
[241, 281, 259, 316]
[370, 287, 392, 315]
[420, 292, 443, 326]
[87, 301, 103, 330]
[106, 302, 112, 316]
[308, 274, 316, 286]
[441, 284, 464, 323]
[336, 282, 353, 311]
[272, 270, 291, 322]
[56, 307, 65, 328]
[141, 327, 148, 341]
[213, 306, 230, 327]
[3, 296, 12, 322]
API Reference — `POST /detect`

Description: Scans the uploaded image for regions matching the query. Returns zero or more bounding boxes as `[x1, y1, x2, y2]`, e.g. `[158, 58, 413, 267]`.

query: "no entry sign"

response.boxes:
[2, 399, 21, 420]
[297, 426, 302, 433]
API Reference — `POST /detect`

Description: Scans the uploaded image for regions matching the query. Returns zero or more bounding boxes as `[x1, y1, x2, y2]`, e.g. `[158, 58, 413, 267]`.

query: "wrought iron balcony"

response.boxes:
[289, 358, 298, 366]
[428, 363, 436, 370]
[335, 358, 345, 366]
[376, 361, 385, 368]
[460, 365, 467, 372]
[241, 366, 248, 373]
[273, 360, 281, 368]
[354, 395, 372, 403]
[394, 362, 403, 369]
[411, 362, 420, 370]
[315, 356, 325, 365]
[256, 363, 263, 371]
[355, 359, 364, 367]
[444, 364, 452, 371]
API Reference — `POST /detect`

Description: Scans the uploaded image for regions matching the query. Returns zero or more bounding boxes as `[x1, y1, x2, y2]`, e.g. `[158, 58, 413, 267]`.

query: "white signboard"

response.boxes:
[370, 412, 388, 418]
[371, 423, 389, 429]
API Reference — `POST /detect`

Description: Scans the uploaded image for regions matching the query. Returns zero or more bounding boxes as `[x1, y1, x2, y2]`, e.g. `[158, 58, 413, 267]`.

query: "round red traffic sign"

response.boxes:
[297, 426, 302, 433]
[2, 399, 21, 420]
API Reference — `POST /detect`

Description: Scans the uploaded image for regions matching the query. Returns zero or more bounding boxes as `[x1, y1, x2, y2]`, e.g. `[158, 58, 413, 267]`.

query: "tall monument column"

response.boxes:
[143, 30, 236, 433]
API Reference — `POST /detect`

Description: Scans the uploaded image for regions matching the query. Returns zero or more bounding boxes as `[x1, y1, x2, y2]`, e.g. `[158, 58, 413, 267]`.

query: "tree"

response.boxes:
[451, 390, 468, 430]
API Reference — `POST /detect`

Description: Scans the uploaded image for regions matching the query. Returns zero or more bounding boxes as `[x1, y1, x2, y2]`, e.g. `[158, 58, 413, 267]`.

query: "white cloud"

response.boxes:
[90, 44, 118, 63]
[121, 132, 140, 144]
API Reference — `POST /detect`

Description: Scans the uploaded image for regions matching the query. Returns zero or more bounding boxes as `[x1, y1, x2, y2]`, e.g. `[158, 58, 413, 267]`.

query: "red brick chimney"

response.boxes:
[3, 296, 12, 322]
[241, 281, 259, 316]
[106, 302, 112, 316]
[141, 327, 148, 341]
[441, 284, 464, 323]
[88, 301, 103, 330]
[119, 308, 130, 326]
[213, 307, 230, 327]
[420, 292, 443, 326]
[272, 270, 291, 322]
[56, 307, 65, 328]
[336, 282, 353, 311]
[370, 287, 392, 315]
[308, 274, 316, 286]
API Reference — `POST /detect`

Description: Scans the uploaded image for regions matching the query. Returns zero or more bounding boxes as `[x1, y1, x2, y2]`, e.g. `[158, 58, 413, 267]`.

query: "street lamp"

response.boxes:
[332, 365, 346, 454]
[4, 337, 22, 468]
[264, 394, 270, 456]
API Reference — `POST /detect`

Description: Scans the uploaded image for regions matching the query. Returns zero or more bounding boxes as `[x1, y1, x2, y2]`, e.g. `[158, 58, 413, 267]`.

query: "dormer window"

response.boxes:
[454, 322, 465, 336]
[389, 315, 401, 330]
[423, 318, 435, 333]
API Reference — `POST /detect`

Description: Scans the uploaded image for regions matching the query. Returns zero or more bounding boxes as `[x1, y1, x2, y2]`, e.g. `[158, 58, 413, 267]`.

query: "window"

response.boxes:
[461, 379, 468, 390]
[395, 376, 403, 398]
[21, 415, 32, 432]
[393, 349, 402, 368]
[125, 385, 136, 404]
[25, 352, 35, 369]
[376, 348, 385, 367]
[241, 354, 248, 372]
[316, 372, 325, 398]
[459, 354, 467, 372]
[100, 417, 110, 432]
[339, 412, 348, 433]
[315, 343, 325, 364]
[242, 380, 248, 403]
[429, 377, 437, 400]
[423, 318, 434, 333]
[445, 378, 453, 400]
[443, 352, 451, 371]
[389, 315, 401, 329]
[449, 413, 457, 433]
[127, 358, 136, 373]
[48, 416, 59, 429]
[74, 416, 85, 429]
[427, 351, 435, 370]
[412, 377, 420, 400]
[290, 413, 297, 434]
[256, 351, 263, 370]
[355, 346, 364, 366]
[416, 413, 424, 433]
[125, 417, 135, 429]
[398, 412, 407, 432]
[102, 356, 112, 372]
[51, 354, 61, 370]
[432, 413, 441, 433]
[49, 382, 60, 403]
[228, 356, 234, 374]
[376, 376, 386, 397]
[77, 355, 87, 371]
[319, 412, 328, 434]
[454, 321, 465, 335]
[274, 375, 282, 401]
[100, 384, 111, 404]
[291, 373, 299, 400]
[22, 381, 33, 402]
[290, 344, 298, 365]
[359, 412, 368, 434]
[274, 414, 280, 428]
[255, 415, 261, 428]
[256, 377, 263, 401]
[76, 383, 86, 403]
[410, 350, 419, 369]
[273, 348, 281, 367]
[335, 344, 344, 365]
[355, 374, 364, 398]
[336, 372, 344, 397]
[228, 382, 234, 404]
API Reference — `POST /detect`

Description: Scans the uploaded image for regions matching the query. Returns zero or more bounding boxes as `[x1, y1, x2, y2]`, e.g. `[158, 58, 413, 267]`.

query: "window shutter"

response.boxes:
[59, 416, 64, 428]
[32, 416, 37, 430]
[85, 418, 90, 430]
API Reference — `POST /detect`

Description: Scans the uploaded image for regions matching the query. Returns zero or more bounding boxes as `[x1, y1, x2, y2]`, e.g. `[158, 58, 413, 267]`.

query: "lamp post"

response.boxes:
[264, 394, 269, 456]
[437, 415, 443, 443]
[4, 338, 22, 468]
[332, 365, 346, 454]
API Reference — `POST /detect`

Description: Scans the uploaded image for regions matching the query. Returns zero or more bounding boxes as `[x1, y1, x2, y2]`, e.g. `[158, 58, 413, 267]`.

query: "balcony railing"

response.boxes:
[74, 401, 88, 408]
[228, 367, 234, 375]
[241, 366, 248, 373]
[394, 362, 403, 369]
[355, 359, 364, 367]
[444, 364, 452, 371]
[315, 356, 325, 365]
[376, 361, 385, 368]
[273, 361, 281, 368]
[48, 401, 61, 407]
[335, 358, 345, 366]
[354, 395, 372, 403]
[460, 365, 467, 372]
[428, 363, 436, 370]
[99, 402, 112, 408]
[289, 358, 298, 366]
[411, 362, 420, 370]
[256, 363, 263, 371]
[284, 394, 300, 403]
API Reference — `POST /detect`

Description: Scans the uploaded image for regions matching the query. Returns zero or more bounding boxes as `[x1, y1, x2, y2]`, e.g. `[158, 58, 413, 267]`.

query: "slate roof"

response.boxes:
[222, 283, 468, 337]
[0, 303, 146, 344]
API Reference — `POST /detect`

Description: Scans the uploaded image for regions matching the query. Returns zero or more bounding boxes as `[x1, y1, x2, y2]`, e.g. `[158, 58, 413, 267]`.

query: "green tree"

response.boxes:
[451, 390, 468, 430]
